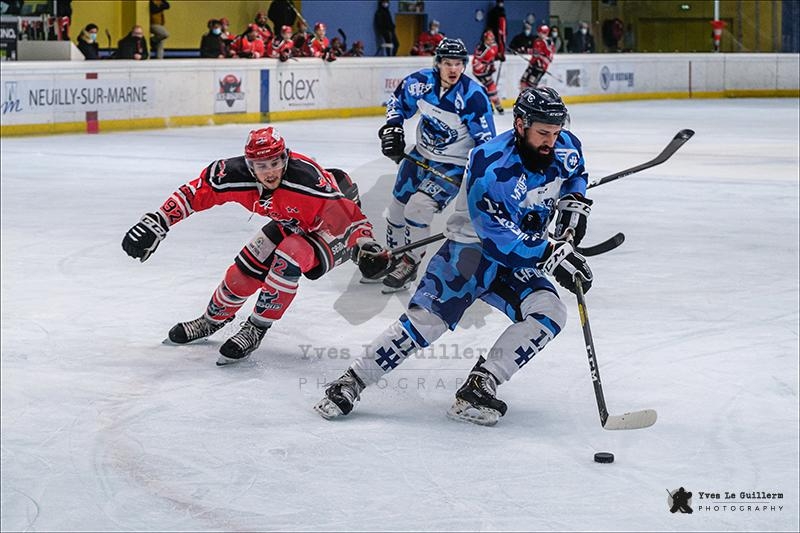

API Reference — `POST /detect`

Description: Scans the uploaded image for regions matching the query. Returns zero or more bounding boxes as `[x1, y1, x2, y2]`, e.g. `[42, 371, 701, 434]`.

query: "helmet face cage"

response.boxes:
[434, 38, 468, 66]
[513, 87, 569, 128]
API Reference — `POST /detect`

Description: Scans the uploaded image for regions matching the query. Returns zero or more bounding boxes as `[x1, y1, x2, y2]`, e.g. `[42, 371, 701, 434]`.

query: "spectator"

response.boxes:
[330, 36, 346, 58]
[410, 19, 443, 56]
[345, 40, 365, 57]
[307, 22, 335, 61]
[292, 19, 313, 56]
[76, 23, 100, 60]
[116, 25, 148, 60]
[219, 17, 235, 45]
[374, 0, 398, 56]
[149, 0, 169, 59]
[269, 25, 295, 61]
[485, 0, 506, 60]
[268, 0, 298, 33]
[601, 17, 624, 52]
[253, 10, 273, 43]
[568, 21, 595, 53]
[550, 25, 564, 53]
[509, 21, 534, 54]
[200, 19, 230, 58]
[231, 24, 265, 58]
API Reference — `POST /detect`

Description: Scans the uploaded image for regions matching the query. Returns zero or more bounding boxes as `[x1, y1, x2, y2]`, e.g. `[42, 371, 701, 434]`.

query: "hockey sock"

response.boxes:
[205, 264, 263, 322]
[250, 249, 302, 323]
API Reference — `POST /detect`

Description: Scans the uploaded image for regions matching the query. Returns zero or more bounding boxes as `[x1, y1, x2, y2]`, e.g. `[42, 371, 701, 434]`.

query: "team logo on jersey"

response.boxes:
[555, 148, 580, 172]
[454, 92, 465, 112]
[420, 116, 458, 153]
[407, 81, 433, 97]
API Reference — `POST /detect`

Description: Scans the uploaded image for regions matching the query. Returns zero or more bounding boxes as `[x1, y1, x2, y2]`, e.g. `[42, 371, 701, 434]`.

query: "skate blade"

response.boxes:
[162, 337, 208, 346]
[446, 399, 500, 427]
[359, 276, 385, 284]
[380, 282, 413, 294]
[215, 354, 250, 366]
[314, 397, 344, 420]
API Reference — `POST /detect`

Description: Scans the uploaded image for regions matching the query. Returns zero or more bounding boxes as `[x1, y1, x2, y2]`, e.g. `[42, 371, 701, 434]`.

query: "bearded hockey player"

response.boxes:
[374, 37, 496, 293]
[122, 127, 389, 365]
[315, 88, 594, 426]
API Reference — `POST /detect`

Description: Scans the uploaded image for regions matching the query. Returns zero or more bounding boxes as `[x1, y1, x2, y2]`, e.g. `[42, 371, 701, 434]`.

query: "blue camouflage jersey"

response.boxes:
[444, 129, 588, 269]
[386, 68, 495, 165]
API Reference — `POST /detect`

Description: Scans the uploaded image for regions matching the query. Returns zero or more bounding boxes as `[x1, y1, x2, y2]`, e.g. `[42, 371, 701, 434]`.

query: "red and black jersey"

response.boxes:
[471, 42, 499, 78]
[529, 36, 555, 72]
[157, 152, 374, 251]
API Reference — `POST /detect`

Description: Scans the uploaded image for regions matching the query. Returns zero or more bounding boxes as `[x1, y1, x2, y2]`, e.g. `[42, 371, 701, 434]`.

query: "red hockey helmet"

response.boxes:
[245, 127, 287, 161]
[281, 25, 293, 36]
[537, 24, 550, 36]
[483, 29, 496, 43]
[314, 22, 326, 32]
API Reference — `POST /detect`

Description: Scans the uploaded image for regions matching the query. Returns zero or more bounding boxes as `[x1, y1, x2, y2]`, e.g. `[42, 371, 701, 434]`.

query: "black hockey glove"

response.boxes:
[538, 241, 593, 294]
[122, 212, 169, 263]
[553, 194, 593, 245]
[378, 123, 406, 164]
[352, 239, 391, 279]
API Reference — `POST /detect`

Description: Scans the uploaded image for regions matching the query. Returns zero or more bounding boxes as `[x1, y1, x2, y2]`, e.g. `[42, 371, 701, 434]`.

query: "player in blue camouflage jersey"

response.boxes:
[372, 38, 496, 293]
[315, 87, 594, 426]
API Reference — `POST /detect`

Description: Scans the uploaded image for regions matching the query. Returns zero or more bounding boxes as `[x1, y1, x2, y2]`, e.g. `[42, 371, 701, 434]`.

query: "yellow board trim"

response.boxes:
[2, 91, 797, 137]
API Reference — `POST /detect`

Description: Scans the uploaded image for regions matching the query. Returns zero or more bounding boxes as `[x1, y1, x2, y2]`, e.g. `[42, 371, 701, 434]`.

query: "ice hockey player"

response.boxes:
[307, 22, 336, 61]
[374, 37, 496, 293]
[315, 87, 594, 426]
[471, 29, 505, 115]
[519, 24, 556, 90]
[121, 127, 389, 366]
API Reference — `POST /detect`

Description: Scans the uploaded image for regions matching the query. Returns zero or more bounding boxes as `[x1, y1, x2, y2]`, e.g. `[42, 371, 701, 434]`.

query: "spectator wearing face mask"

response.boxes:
[200, 19, 231, 58]
[410, 19, 444, 56]
[550, 25, 563, 53]
[568, 21, 595, 53]
[509, 21, 535, 55]
[116, 25, 149, 60]
[76, 23, 100, 60]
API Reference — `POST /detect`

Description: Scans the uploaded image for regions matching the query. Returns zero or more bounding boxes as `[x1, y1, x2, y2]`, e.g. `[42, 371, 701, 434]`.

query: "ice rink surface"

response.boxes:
[2, 98, 798, 532]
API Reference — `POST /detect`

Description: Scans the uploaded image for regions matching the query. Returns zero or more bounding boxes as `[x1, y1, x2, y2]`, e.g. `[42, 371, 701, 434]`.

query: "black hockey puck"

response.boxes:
[594, 452, 614, 463]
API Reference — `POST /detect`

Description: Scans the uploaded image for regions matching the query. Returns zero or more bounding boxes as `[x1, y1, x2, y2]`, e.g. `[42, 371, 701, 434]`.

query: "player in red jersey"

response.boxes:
[410, 19, 444, 56]
[520, 24, 556, 90]
[307, 22, 335, 61]
[122, 127, 388, 365]
[269, 25, 295, 61]
[471, 30, 504, 115]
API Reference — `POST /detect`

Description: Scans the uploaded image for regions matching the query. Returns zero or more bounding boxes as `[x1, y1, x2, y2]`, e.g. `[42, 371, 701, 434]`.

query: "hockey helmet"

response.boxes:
[281, 25, 293, 36]
[537, 24, 550, 36]
[483, 29, 496, 43]
[314, 22, 326, 33]
[435, 38, 468, 64]
[245, 127, 288, 161]
[513, 87, 568, 127]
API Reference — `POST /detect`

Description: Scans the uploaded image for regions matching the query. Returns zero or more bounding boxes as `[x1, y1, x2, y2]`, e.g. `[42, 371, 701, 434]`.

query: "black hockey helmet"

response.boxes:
[513, 87, 569, 127]
[434, 38, 468, 64]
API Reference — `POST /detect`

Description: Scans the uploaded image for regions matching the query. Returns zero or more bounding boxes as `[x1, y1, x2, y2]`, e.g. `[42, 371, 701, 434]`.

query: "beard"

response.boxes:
[517, 137, 555, 172]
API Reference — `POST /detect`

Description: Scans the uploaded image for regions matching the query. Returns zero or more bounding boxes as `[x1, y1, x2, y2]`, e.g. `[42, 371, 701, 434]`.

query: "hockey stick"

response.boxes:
[394, 129, 692, 257]
[389, 231, 623, 258]
[337, 28, 347, 50]
[573, 273, 657, 430]
[545, 70, 564, 83]
[402, 154, 461, 186]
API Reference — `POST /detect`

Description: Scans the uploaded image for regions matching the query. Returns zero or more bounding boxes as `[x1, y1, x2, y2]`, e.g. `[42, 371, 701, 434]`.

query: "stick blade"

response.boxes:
[603, 409, 657, 430]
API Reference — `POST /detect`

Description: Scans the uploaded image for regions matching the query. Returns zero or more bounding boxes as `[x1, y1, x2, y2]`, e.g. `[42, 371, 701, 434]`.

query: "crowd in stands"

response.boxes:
[74, 0, 598, 63]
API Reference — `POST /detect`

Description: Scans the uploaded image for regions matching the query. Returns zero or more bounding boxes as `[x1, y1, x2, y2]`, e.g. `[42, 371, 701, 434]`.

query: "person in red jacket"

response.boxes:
[410, 19, 443, 56]
[471, 29, 504, 114]
[519, 24, 555, 90]
[121, 127, 388, 366]
[269, 25, 295, 61]
[307, 22, 335, 61]
[231, 24, 265, 58]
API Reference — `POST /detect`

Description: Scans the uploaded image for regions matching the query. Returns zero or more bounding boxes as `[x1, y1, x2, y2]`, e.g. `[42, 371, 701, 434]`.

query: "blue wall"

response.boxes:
[782, 0, 799, 53]
[300, 0, 549, 55]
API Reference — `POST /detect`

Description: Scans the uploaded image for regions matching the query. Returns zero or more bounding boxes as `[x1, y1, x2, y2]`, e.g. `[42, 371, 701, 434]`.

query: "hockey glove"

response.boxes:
[122, 212, 169, 263]
[538, 241, 593, 294]
[553, 194, 593, 245]
[378, 123, 406, 164]
[352, 239, 391, 279]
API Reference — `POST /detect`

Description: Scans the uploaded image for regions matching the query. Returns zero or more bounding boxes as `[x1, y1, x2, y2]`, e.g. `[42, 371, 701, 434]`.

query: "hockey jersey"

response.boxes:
[471, 42, 499, 78]
[386, 68, 495, 166]
[444, 129, 588, 269]
[157, 153, 374, 255]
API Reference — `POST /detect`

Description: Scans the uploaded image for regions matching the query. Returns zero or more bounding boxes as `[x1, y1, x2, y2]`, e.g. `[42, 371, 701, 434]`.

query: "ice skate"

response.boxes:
[447, 361, 507, 426]
[165, 315, 232, 345]
[314, 369, 366, 419]
[381, 255, 419, 294]
[495, 104, 505, 115]
[216, 318, 269, 366]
